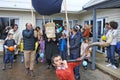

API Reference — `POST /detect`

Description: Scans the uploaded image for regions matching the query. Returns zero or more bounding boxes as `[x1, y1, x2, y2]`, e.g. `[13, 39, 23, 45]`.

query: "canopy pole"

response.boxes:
[31, 0, 35, 26]
[42, 16, 45, 25]
[63, 0, 70, 56]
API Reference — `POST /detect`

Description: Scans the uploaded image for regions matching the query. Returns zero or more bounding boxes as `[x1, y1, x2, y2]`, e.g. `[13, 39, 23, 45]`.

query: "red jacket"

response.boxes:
[56, 62, 81, 80]
[83, 29, 90, 37]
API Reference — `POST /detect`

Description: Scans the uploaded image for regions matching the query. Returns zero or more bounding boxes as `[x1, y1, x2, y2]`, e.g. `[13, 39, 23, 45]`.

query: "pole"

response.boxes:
[63, 0, 70, 55]
[91, 8, 97, 70]
[43, 16, 45, 25]
[31, 0, 35, 26]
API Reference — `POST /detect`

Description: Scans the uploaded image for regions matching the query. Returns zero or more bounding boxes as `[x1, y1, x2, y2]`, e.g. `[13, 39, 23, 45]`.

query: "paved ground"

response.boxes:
[0, 55, 117, 80]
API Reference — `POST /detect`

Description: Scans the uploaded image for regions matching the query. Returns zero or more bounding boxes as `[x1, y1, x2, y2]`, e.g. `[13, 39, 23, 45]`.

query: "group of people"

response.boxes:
[2, 21, 119, 80]
[1, 22, 92, 79]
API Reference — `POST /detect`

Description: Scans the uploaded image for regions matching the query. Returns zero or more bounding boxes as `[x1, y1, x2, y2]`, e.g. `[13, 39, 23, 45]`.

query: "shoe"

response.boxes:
[47, 65, 51, 69]
[40, 60, 43, 62]
[106, 63, 112, 67]
[9, 63, 13, 69]
[112, 65, 117, 69]
[25, 68, 29, 75]
[13, 60, 16, 63]
[84, 66, 87, 70]
[75, 76, 80, 80]
[21, 60, 24, 63]
[2, 66, 6, 70]
[9, 65, 12, 69]
[30, 70, 35, 77]
[2, 64, 6, 70]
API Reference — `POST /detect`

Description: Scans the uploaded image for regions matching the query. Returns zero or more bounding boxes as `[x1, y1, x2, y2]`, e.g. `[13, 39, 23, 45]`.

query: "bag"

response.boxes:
[114, 59, 120, 68]
[116, 41, 120, 49]
[116, 41, 120, 55]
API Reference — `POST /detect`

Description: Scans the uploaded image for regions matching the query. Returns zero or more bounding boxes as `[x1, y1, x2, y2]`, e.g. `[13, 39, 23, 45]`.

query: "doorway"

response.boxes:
[53, 20, 63, 26]
[96, 18, 105, 53]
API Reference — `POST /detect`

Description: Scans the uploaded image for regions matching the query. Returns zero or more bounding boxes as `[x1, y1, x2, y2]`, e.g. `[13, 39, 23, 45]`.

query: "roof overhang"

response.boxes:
[83, 0, 120, 10]
[0, 7, 35, 12]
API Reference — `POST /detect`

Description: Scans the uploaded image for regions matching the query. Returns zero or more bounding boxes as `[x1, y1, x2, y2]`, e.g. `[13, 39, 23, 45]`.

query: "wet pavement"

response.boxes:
[0, 55, 117, 80]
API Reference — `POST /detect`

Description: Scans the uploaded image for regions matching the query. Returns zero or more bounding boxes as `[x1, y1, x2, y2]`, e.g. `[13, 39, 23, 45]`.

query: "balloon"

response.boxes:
[82, 61, 88, 66]
[40, 53, 44, 58]
[35, 42, 39, 51]
[8, 46, 14, 51]
[20, 42, 23, 52]
[101, 35, 107, 41]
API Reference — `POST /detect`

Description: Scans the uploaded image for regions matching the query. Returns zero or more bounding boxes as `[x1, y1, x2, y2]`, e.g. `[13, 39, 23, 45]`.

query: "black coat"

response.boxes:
[45, 37, 59, 59]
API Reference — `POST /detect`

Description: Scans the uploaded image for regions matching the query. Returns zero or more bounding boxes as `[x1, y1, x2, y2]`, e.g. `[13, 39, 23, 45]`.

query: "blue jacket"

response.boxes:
[22, 29, 36, 50]
[59, 38, 67, 51]
[70, 33, 81, 54]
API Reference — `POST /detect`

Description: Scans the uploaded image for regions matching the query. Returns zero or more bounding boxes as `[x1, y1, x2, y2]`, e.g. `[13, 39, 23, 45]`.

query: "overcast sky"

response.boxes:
[0, 0, 90, 11]
[62, 0, 91, 11]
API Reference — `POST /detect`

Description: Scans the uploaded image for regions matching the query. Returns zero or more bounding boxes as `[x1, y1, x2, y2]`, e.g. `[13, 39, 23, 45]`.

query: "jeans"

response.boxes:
[70, 53, 80, 77]
[109, 45, 116, 65]
[106, 46, 110, 59]
[4, 52, 14, 64]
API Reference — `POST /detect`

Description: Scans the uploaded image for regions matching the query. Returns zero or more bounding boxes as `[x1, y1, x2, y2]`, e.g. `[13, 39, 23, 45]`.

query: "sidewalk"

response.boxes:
[94, 53, 120, 79]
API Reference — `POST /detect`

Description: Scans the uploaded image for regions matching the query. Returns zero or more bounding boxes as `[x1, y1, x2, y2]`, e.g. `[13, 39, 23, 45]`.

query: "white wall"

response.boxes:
[79, 9, 120, 26]
[0, 10, 34, 30]
[79, 9, 120, 41]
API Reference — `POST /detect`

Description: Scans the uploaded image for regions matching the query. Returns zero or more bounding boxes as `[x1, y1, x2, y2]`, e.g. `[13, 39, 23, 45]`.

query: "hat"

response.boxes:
[73, 25, 80, 31]
[56, 24, 60, 27]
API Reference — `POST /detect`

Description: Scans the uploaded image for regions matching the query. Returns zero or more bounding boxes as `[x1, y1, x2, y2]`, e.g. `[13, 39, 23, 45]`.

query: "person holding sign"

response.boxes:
[44, 22, 59, 69]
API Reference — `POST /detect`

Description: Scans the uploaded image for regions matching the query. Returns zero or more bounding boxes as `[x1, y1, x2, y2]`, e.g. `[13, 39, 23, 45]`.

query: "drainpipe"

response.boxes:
[91, 8, 97, 70]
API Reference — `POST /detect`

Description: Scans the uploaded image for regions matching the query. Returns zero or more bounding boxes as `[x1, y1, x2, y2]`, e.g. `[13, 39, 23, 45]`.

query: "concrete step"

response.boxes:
[92, 53, 120, 79]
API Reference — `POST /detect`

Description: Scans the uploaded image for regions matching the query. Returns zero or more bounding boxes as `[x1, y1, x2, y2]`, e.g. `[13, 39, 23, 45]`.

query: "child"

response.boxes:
[52, 54, 82, 80]
[2, 33, 17, 70]
[39, 36, 45, 62]
[81, 37, 91, 70]
[59, 33, 67, 60]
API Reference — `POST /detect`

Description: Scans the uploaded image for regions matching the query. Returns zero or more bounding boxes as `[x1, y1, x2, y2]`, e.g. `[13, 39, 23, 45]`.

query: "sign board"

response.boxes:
[45, 22, 56, 38]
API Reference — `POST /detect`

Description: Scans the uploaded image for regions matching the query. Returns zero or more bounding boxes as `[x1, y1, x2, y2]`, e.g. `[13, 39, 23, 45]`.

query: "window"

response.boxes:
[36, 19, 49, 29]
[73, 20, 78, 25]
[84, 20, 93, 26]
[0, 17, 19, 39]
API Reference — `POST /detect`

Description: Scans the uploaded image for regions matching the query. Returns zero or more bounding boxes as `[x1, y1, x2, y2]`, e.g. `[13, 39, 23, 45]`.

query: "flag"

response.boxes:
[32, 0, 63, 15]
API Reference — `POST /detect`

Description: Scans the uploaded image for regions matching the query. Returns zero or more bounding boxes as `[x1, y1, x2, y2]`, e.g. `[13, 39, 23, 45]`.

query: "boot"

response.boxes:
[2, 64, 6, 70]
[30, 70, 35, 77]
[25, 68, 30, 75]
